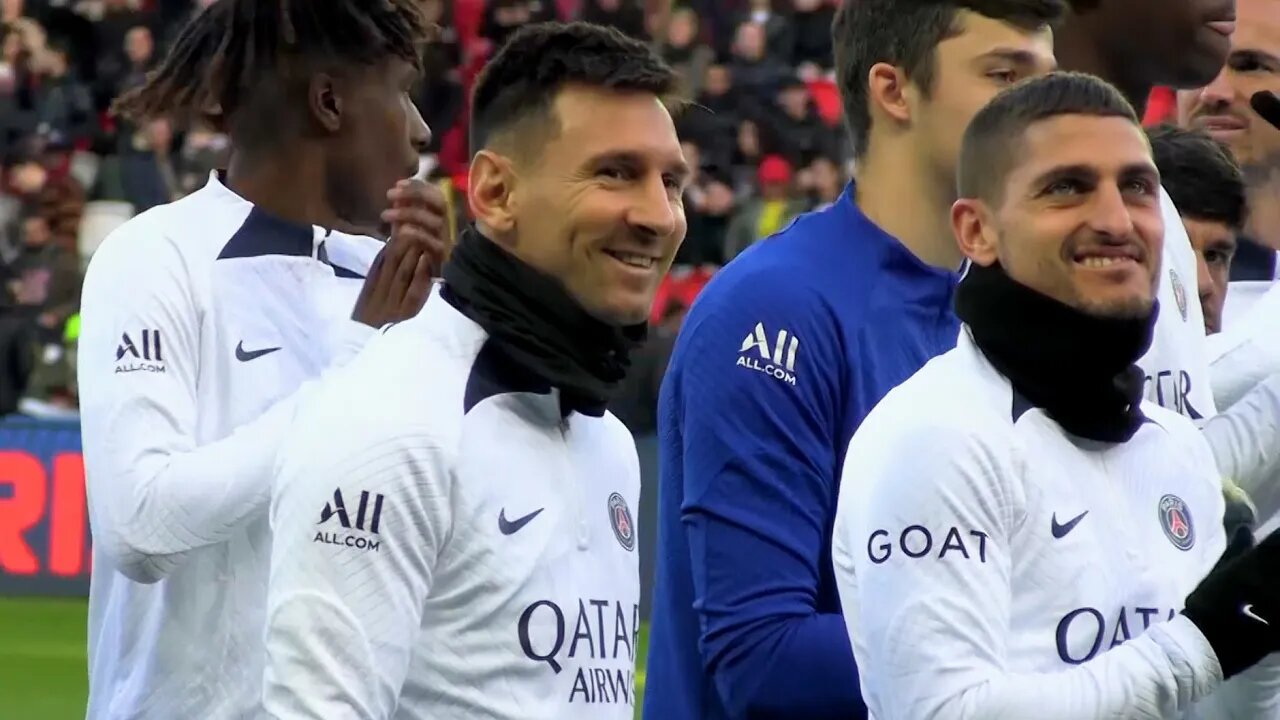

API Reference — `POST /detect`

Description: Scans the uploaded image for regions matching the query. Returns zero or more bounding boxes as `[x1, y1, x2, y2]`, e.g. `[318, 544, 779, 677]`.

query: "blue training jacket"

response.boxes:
[644, 183, 962, 719]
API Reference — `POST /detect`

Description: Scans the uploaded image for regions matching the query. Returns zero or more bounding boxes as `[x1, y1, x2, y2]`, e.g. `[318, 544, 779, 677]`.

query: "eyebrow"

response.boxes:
[1208, 236, 1239, 251]
[1028, 162, 1158, 188]
[1028, 164, 1095, 189]
[1118, 162, 1160, 181]
[979, 48, 1054, 69]
[591, 149, 693, 183]
[1231, 48, 1280, 68]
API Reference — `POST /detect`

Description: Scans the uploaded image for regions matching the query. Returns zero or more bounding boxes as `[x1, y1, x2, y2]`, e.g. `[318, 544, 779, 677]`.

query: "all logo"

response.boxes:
[314, 488, 385, 553]
[737, 322, 800, 386]
[608, 492, 635, 552]
[1158, 493, 1195, 551]
[1170, 269, 1188, 321]
[115, 329, 166, 374]
[318, 488, 384, 532]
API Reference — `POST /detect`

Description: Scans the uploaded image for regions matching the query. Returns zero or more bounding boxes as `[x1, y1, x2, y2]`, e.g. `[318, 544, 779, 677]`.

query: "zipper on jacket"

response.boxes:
[558, 408, 590, 552]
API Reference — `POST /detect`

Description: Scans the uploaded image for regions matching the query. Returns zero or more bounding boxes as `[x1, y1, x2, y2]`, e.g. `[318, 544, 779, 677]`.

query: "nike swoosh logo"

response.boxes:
[235, 341, 281, 362]
[1051, 510, 1089, 539]
[499, 508, 544, 535]
[1244, 603, 1270, 626]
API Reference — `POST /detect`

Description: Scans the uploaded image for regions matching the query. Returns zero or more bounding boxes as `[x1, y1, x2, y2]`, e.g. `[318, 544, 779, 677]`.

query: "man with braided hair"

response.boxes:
[78, 1, 448, 718]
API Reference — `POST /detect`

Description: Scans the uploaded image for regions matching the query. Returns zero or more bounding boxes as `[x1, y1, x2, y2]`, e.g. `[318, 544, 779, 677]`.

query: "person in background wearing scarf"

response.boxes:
[833, 72, 1280, 720]
[261, 22, 688, 720]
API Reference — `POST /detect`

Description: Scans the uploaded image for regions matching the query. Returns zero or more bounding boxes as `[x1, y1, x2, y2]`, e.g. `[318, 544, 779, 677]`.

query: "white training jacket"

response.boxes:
[832, 329, 1280, 720]
[1138, 189, 1216, 420]
[262, 284, 642, 720]
[1203, 284, 1280, 537]
[78, 173, 379, 719]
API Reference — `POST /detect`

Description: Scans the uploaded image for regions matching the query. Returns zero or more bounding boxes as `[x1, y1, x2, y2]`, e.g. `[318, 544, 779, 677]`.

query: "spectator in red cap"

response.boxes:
[722, 153, 805, 261]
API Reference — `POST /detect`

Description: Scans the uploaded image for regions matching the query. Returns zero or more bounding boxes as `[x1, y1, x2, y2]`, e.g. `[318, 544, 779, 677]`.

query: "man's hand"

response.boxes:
[351, 179, 450, 328]
[384, 178, 451, 275]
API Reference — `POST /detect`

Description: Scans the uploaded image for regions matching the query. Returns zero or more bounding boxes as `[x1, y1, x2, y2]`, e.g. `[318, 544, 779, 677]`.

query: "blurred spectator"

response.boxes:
[1, 142, 47, 253]
[678, 63, 741, 169]
[661, 8, 713, 97]
[118, 116, 179, 212]
[610, 297, 686, 435]
[418, 0, 464, 156]
[8, 212, 79, 338]
[723, 154, 805, 261]
[481, 0, 558, 50]
[2, 0, 23, 24]
[579, 0, 647, 39]
[736, 0, 793, 63]
[0, 18, 45, 152]
[727, 20, 789, 106]
[36, 141, 86, 253]
[102, 24, 154, 132]
[92, 1, 153, 107]
[767, 75, 840, 166]
[676, 139, 733, 266]
[3, 209, 81, 410]
[729, 118, 767, 195]
[790, 0, 834, 70]
[34, 38, 96, 145]
[173, 126, 229, 196]
[797, 154, 844, 211]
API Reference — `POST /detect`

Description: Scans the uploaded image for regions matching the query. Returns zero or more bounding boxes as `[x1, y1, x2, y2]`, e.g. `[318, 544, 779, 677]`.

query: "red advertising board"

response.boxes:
[0, 419, 91, 596]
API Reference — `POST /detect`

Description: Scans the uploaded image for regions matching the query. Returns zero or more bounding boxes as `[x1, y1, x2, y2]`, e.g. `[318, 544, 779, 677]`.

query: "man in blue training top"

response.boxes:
[643, 1, 1061, 718]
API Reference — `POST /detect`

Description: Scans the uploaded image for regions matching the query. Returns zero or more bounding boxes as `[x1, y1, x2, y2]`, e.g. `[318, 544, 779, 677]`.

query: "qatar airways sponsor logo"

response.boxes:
[518, 598, 640, 705]
[1055, 605, 1180, 664]
[1142, 369, 1201, 419]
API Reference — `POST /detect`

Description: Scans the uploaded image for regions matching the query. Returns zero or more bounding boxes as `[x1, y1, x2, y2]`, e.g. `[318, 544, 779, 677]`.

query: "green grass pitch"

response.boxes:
[0, 597, 88, 720]
[0, 597, 650, 719]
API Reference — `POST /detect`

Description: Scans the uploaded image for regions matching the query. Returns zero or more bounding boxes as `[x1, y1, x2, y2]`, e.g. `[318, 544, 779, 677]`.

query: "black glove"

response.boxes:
[1251, 92, 1280, 130]
[1183, 526, 1280, 679]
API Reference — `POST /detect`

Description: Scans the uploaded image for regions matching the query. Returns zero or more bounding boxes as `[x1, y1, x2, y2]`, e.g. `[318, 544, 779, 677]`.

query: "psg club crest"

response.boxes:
[1158, 494, 1195, 551]
[1170, 269, 1188, 321]
[608, 492, 635, 552]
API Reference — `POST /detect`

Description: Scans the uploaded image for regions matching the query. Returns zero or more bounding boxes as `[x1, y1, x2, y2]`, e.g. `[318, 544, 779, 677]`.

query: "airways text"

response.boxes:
[518, 598, 640, 706]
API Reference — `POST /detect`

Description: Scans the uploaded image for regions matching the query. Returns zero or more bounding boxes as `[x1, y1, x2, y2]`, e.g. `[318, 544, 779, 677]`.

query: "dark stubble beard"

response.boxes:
[1076, 294, 1155, 321]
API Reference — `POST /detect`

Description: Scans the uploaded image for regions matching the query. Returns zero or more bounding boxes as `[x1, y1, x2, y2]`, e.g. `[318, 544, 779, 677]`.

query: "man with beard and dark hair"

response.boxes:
[263, 22, 688, 719]
[835, 71, 1280, 720]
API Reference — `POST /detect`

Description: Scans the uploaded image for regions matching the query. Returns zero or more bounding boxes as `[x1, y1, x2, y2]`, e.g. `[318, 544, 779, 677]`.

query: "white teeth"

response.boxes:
[1079, 256, 1127, 268]
[612, 252, 654, 269]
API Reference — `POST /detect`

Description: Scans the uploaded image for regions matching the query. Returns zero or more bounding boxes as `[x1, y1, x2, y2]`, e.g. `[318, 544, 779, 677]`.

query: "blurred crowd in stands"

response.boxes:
[0, 0, 851, 425]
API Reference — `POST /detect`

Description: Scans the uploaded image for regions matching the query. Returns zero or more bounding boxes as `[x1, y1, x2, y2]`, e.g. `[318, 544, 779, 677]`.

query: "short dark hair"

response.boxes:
[112, 0, 434, 137]
[469, 22, 678, 157]
[832, 0, 1065, 159]
[958, 71, 1139, 203]
[1148, 124, 1248, 231]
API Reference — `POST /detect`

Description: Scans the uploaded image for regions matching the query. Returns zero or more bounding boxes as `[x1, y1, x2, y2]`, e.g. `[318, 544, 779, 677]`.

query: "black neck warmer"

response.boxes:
[441, 226, 647, 417]
[954, 261, 1157, 443]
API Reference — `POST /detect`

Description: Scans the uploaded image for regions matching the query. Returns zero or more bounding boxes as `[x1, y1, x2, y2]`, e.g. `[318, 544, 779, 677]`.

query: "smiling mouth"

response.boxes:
[1199, 116, 1247, 132]
[604, 250, 658, 270]
[1073, 247, 1142, 269]
[1077, 256, 1136, 269]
